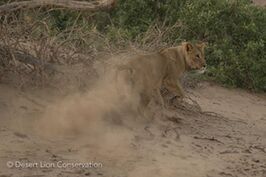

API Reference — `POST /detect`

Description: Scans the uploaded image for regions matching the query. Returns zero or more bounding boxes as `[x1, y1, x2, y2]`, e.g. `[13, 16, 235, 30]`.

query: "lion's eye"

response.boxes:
[196, 54, 200, 59]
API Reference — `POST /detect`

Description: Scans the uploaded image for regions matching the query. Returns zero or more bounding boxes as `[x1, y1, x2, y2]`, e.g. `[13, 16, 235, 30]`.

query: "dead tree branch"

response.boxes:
[0, 0, 116, 14]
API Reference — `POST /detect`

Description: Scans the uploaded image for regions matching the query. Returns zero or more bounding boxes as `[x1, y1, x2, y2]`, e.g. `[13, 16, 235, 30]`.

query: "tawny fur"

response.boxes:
[117, 42, 206, 114]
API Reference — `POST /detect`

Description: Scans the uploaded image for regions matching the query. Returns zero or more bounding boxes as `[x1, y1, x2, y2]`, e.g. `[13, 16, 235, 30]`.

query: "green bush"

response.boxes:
[14, 0, 265, 91]
[179, 0, 266, 91]
[107, 0, 266, 91]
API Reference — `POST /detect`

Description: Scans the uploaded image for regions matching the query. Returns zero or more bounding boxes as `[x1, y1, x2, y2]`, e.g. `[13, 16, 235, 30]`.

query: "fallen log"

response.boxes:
[0, 0, 116, 14]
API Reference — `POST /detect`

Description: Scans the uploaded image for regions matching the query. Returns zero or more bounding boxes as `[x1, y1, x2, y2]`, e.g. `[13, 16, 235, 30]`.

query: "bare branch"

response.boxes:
[0, 0, 116, 14]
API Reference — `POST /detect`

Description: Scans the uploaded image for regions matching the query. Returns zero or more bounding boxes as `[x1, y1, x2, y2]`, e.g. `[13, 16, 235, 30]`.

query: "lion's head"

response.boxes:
[160, 42, 207, 73]
[182, 42, 206, 72]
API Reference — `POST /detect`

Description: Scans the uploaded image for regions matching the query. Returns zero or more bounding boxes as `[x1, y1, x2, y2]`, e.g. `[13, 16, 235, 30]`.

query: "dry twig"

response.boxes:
[0, 0, 116, 14]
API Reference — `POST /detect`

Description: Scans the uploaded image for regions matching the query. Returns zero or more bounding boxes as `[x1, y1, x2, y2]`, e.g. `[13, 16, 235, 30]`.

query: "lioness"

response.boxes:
[117, 42, 206, 115]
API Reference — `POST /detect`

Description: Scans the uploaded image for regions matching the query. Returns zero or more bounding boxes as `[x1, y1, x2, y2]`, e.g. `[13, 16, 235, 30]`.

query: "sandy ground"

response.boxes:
[0, 2, 265, 177]
[0, 80, 265, 177]
[253, 0, 266, 6]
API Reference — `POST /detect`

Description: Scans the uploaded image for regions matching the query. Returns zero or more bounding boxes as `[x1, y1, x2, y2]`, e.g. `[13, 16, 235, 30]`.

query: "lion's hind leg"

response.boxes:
[137, 93, 154, 119]
[152, 89, 165, 109]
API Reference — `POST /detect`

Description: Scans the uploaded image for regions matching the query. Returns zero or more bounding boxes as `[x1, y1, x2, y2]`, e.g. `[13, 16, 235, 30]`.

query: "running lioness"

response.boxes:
[117, 42, 206, 114]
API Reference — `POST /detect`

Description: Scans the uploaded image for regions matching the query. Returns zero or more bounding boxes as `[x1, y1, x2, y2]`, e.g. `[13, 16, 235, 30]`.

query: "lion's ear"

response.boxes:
[183, 42, 193, 53]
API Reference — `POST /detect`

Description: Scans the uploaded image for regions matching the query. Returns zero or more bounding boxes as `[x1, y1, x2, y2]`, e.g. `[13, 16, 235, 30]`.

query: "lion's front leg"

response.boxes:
[164, 79, 185, 98]
[174, 81, 185, 98]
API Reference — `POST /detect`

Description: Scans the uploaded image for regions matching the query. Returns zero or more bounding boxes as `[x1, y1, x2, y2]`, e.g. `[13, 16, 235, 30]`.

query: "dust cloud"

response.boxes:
[35, 56, 142, 143]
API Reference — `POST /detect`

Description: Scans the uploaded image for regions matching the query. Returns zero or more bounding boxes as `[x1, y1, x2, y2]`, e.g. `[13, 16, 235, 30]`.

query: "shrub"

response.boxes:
[107, 0, 266, 91]
[177, 0, 266, 91]
[4, 0, 265, 91]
